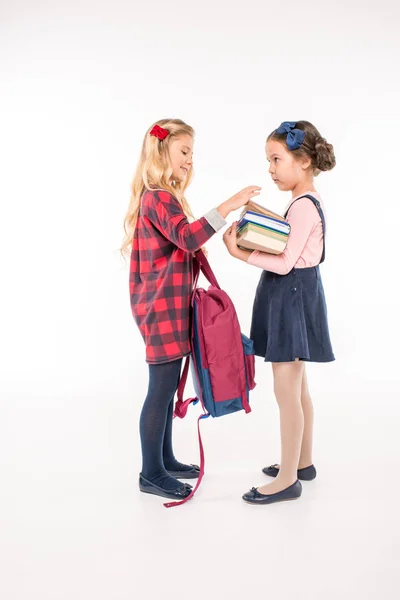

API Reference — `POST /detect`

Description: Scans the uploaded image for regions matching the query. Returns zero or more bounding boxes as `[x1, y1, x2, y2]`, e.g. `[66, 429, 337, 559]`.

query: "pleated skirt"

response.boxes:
[250, 266, 335, 363]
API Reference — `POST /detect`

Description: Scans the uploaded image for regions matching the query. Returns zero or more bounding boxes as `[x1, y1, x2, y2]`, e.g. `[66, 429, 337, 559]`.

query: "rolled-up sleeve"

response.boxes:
[203, 208, 227, 232]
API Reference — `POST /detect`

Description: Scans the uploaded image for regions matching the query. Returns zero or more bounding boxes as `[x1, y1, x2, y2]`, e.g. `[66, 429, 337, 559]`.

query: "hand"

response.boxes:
[217, 185, 262, 219]
[193, 246, 208, 259]
[226, 185, 262, 211]
[223, 222, 239, 256]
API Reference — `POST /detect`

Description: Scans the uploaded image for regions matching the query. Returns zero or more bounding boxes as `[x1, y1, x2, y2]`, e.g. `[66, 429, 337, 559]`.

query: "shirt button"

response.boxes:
[293, 287, 297, 291]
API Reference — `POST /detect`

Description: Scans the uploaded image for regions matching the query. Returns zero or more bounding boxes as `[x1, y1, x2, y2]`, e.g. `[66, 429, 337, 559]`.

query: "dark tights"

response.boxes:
[139, 358, 192, 490]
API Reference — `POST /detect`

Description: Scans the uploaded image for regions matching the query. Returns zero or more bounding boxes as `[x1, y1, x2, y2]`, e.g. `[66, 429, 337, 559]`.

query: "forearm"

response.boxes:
[246, 250, 292, 274]
[216, 200, 233, 220]
[229, 247, 252, 263]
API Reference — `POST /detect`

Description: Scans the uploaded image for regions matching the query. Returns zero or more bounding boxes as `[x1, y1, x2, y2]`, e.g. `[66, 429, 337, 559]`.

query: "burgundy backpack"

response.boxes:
[165, 251, 256, 508]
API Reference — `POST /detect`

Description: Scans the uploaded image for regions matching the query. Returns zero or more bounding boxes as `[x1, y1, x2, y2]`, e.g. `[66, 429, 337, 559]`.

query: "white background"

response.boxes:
[1, 1, 400, 599]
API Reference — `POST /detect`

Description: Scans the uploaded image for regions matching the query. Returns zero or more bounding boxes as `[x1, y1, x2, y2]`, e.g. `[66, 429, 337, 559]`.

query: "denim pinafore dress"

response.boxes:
[250, 194, 335, 363]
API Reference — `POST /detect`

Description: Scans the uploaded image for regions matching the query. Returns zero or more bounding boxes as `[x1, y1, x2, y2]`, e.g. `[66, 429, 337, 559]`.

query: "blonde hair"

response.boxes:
[121, 118, 195, 256]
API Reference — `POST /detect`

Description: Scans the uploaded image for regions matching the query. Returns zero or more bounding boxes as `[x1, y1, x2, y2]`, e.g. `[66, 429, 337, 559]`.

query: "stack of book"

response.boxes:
[236, 200, 291, 255]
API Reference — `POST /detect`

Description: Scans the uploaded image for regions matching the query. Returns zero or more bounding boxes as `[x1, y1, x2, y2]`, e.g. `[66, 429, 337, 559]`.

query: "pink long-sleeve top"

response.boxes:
[246, 191, 325, 275]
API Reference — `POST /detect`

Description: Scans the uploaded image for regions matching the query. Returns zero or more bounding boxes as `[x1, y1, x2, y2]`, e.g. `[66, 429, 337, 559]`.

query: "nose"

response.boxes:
[268, 163, 274, 174]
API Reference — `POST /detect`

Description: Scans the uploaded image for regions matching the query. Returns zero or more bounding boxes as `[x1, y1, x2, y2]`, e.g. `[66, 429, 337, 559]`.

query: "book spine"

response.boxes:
[244, 210, 289, 227]
[238, 219, 290, 237]
[241, 214, 290, 233]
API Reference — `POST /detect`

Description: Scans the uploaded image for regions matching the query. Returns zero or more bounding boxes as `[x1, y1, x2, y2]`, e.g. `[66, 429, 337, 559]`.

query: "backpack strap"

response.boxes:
[168, 259, 211, 508]
[173, 356, 198, 418]
[164, 412, 210, 508]
[193, 250, 221, 289]
[167, 304, 210, 508]
[174, 251, 215, 421]
[283, 194, 326, 264]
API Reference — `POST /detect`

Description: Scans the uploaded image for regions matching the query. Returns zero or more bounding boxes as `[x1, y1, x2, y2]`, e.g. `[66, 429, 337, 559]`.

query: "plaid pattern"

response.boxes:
[129, 189, 216, 364]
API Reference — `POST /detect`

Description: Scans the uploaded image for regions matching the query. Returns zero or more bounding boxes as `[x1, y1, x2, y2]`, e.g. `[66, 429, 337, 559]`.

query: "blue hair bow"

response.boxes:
[275, 121, 305, 150]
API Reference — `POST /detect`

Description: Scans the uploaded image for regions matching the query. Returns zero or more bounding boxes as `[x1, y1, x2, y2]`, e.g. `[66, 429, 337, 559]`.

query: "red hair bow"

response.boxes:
[150, 124, 169, 141]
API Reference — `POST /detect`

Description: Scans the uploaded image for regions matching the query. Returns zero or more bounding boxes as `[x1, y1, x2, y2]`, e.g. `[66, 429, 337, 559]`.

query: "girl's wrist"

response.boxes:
[230, 246, 251, 262]
[216, 200, 232, 219]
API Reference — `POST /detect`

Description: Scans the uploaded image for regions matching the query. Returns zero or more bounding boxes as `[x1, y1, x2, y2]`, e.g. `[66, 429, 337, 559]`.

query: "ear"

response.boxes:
[301, 156, 312, 170]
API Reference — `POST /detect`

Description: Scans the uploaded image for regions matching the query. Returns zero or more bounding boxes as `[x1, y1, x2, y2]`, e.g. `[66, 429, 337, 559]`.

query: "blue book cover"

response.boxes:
[241, 211, 290, 232]
[238, 216, 290, 235]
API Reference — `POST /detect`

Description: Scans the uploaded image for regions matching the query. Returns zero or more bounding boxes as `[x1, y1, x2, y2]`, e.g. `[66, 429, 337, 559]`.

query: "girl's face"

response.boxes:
[266, 140, 310, 192]
[168, 134, 194, 183]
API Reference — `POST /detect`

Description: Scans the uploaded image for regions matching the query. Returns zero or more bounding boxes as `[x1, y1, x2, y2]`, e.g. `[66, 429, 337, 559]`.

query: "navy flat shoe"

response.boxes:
[139, 474, 193, 500]
[167, 464, 200, 479]
[242, 480, 302, 505]
[262, 464, 317, 481]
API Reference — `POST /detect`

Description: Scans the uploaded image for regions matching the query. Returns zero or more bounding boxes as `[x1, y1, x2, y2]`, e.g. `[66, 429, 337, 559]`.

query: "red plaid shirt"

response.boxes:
[129, 189, 217, 364]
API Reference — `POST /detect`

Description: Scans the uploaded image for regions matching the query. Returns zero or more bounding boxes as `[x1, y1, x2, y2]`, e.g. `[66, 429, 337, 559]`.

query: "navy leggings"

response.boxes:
[139, 358, 184, 489]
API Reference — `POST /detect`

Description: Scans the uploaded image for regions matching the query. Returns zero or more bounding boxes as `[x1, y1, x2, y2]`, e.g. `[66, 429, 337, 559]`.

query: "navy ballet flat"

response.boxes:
[167, 464, 200, 479]
[242, 480, 302, 505]
[262, 463, 317, 481]
[139, 474, 193, 500]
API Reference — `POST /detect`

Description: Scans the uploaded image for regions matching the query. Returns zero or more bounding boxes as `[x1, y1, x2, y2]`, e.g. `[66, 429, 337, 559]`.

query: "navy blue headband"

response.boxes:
[275, 121, 305, 151]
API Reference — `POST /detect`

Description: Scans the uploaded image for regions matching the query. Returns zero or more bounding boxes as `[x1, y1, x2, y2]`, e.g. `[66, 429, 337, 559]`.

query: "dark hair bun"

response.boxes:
[314, 136, 336, 171]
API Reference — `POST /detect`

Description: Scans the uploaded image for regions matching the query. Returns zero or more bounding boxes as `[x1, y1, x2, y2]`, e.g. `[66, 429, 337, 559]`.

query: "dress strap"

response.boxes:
[283, 194, 326, 264]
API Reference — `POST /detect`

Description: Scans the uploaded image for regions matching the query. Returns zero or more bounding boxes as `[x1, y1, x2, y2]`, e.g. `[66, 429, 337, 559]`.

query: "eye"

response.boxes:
[274, 157, 279, 162]
[182, 151, 188, 156]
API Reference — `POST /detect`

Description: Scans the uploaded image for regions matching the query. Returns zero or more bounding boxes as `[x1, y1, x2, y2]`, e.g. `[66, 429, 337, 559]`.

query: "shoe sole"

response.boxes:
[167, 472, 200, 479]
[243, 496, 301, 505]
[139, 486, 191, 500]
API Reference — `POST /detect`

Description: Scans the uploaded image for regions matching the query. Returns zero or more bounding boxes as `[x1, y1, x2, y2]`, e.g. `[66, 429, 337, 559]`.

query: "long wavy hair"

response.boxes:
[121, 118, 195, 256]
